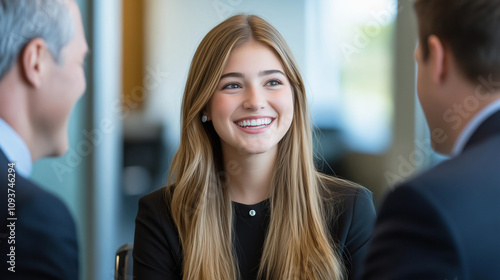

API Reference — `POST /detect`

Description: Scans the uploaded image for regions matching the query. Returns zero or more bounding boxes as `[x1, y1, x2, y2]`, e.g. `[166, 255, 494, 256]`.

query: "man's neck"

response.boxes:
[0, 72, 41, 163]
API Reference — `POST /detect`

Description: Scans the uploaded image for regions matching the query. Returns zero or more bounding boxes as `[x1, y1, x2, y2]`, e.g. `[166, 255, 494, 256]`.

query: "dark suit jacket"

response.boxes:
[361, 110, 500, 280]
[133, 181, 376, 280]
[0, 149, 78, 279]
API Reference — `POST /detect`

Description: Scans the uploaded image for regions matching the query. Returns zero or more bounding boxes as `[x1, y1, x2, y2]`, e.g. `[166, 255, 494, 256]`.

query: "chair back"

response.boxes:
[115, 243, 134, 280]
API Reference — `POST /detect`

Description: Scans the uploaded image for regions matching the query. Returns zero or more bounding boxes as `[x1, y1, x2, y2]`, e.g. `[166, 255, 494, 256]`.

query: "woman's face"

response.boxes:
[207, 40, 294, 157]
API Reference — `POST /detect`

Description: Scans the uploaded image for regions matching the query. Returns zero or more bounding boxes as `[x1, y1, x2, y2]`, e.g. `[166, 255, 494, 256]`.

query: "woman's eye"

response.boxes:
[222, 83, 242, 90]
[265, 80, 282, 86]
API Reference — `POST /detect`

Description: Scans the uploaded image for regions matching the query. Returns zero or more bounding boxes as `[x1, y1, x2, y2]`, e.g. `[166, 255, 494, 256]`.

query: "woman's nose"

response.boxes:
[242, 86, 266, 111]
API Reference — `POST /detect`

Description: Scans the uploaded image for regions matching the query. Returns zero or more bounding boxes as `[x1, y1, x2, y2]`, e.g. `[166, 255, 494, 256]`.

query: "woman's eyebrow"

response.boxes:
[220, 72, 244, 80]
[220, 70, 285, 80]
[259, 70, 285, 77]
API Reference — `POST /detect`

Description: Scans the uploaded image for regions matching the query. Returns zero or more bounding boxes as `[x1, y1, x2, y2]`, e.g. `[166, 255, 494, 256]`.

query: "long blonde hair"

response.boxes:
[167, 14, 347, 280]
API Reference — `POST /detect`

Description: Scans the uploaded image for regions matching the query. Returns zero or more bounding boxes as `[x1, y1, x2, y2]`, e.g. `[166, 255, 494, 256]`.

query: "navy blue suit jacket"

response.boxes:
[361, 110, 500, 280]
[0, 149, 78, 279]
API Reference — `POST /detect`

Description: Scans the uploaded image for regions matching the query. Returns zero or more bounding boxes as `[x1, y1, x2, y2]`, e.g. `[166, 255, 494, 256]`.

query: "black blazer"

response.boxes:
[133, 181, 376, 280]
[0, 149, 78, 279]
[361, 110, 500, 280]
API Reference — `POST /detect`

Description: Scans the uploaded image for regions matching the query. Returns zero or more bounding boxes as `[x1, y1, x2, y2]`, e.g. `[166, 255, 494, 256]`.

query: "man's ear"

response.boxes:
[427, 35, 447, 85]
[21, 38, 49, 88]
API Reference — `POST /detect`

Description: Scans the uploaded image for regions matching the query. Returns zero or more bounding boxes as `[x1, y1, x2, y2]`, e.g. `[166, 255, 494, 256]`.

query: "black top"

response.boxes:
[0, 149, 79, 280]
[233, 199, 271, 278]
[133, 182, 376, 280]
[361, 110, 500, 280]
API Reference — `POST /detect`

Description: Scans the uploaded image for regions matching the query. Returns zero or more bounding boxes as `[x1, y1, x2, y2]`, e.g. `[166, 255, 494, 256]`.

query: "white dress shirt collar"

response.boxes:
[0, 117, 32, 177]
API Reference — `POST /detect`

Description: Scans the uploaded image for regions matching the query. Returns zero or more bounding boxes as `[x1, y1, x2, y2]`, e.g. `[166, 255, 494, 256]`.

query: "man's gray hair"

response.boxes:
[0, 0, 75, 81]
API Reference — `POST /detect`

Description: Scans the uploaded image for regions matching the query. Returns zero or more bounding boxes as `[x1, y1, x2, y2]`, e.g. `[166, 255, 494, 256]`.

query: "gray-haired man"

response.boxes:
[0, 0, 88, 278]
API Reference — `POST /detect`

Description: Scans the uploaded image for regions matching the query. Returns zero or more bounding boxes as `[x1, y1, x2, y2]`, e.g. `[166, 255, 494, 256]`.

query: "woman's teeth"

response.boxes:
[236, 118, 273, 129]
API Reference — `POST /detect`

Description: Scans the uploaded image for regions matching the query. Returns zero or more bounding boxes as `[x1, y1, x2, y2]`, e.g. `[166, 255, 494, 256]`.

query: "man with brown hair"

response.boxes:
[362, 0, 500, 279]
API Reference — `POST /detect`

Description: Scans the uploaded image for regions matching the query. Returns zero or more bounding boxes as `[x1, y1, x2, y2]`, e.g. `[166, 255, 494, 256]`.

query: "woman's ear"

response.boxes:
[203, 109, 211, 121]
[427, 35, 447, 85]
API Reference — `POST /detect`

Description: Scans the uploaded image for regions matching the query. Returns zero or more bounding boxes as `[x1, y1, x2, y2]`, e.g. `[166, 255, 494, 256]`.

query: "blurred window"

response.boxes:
[306, 0, 397, 154]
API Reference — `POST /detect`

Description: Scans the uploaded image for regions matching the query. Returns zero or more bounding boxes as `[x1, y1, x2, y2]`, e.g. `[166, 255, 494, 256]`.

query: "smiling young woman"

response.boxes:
[133, 14, 376, 280]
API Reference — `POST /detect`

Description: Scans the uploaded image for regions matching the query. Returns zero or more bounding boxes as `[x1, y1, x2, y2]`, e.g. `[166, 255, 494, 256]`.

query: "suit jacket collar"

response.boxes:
[464, 110, 500, 152]
[0, 148, 8, 166]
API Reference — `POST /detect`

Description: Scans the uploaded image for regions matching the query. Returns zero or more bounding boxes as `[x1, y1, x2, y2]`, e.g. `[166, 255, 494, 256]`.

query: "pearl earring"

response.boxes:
[201, 115, 208, 123]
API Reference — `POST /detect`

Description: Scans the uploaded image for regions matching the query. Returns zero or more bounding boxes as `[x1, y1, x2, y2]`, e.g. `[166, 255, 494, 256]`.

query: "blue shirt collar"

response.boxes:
[0, 118, 32, 177]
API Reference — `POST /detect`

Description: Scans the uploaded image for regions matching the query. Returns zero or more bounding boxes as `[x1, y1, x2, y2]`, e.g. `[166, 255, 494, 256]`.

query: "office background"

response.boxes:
[28, 0, 445, 279]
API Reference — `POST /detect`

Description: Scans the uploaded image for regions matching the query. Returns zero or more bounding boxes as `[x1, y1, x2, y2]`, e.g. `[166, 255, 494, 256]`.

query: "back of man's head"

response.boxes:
[414, 0, 500, 84]
[0, 0, 75, 82]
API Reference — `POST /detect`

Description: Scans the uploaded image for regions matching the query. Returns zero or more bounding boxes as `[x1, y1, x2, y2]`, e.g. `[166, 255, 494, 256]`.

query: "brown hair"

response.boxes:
[167, 14, 348, 280]
[414, 0, 500, 83]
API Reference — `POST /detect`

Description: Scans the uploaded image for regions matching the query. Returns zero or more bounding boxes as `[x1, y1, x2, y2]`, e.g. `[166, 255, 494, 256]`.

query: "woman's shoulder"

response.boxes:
[318, 174, 376, 237]
[319, 174, 376, 270]
[136, 185, 181, 247]
[318, 174, 373, 208]
[140, 186, 169, 207]
[138, 186, 176, 221]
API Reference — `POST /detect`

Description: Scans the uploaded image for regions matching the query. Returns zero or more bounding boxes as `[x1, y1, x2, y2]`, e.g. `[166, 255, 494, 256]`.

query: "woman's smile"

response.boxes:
[234, 116, 275, 134]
